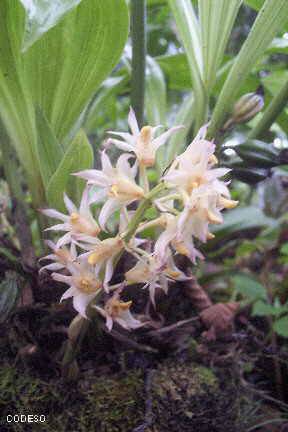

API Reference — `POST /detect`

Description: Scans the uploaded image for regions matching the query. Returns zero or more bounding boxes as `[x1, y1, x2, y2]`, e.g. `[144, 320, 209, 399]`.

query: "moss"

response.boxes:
[151, 360, 249, 432]
[0, 364, 144, 432]
[0, 357, 256, 432]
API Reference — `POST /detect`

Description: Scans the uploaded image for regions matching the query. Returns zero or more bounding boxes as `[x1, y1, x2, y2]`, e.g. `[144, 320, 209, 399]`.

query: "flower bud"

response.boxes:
[232, 91, 264, 124]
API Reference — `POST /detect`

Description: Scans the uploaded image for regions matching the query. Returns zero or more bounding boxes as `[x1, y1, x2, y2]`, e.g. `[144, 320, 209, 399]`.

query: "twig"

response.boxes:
[147, 316, 199, 337]
[103, 326, 158, 353]
[133, 369, 155, 432]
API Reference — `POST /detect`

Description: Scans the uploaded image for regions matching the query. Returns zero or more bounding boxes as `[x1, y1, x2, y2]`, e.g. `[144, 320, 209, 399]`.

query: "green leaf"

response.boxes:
[168, 0, 206, 131]
[145, 56, 167, 125]
[46, 129, 94, 210]
[280, 243, 288, 256]
[35, 106, 64, 188]
[244, 0, 264, 10]
[0, 0, 129, 209]
[252, 300, 279, 316]
[199, 0, 242, 91]
[164, 94, 194, 166]
[0, 272, 20, 324]
[208, 0, 288, 138]
[23, 0, 129, 144]
[212, 206, 275, 237]
[156, 54, 191, 90]
[232, 274, 267, 301]
[19, 0, 83, 51]
[273, 315, 288, 337]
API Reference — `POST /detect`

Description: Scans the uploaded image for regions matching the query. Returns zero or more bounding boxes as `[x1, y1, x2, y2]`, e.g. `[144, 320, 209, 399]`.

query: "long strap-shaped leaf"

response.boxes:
[208, 0, 288, 139]
[199, 0, 242, 92]
[168, 0, 206, 132]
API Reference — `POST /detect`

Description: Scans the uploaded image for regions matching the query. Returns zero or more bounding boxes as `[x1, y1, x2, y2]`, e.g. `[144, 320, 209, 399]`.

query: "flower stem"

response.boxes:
[131, 0, 147, 127]
[123, 182, 166, 242]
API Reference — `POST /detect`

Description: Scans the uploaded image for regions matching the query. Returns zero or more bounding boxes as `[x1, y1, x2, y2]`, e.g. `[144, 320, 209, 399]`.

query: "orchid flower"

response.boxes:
[94, 291, 142, 331]
[41, 188, 100, 248]
[163, 126, 230, 197]
[125, 251, 189, 306]
[39, 240, 77, 273]
[52, 257, 102, 318]
[75, 151, 144, 229]
[107, 107, 183, 167]
[154, 213, 203, 264]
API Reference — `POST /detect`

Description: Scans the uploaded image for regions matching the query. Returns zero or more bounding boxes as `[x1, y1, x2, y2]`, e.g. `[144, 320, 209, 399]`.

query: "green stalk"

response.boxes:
[131, 0, 147, 127]
[248, 79, 288, 139]
[123, 182, 166, 242]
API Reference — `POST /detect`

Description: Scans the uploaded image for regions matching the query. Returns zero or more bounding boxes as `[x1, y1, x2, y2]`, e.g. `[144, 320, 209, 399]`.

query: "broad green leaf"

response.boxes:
[35, 106, 64, 188]
[212, 206, 275, 237]
[168, 0, 206, 131]
[0, 0, 129, 209]
[273, 315, 288, 338]
[23, 0, 129, 143]
[19, 0, 83, 51]
[199, 0, 242, 91]
[84, 76, 128, 133]
[156, 54, 191, 90]
[208, 0, 288, 139]
[47, 129, 94, 210]
[232, 274, 267, 301]
[0, 272, 20, 324]
[145, 56, 166, 125]
[252, 300, 279, 317]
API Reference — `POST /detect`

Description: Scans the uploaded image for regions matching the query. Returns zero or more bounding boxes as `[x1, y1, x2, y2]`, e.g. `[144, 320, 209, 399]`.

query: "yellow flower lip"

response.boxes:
[70, 212, 80, 222]
[140, 125, 152, 145]
[206, 210, 222, 224]
[78, 277, 101, 294]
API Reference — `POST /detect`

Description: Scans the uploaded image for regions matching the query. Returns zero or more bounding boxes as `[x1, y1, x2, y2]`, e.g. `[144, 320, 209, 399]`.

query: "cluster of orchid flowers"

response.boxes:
[40, 108, 237, 331]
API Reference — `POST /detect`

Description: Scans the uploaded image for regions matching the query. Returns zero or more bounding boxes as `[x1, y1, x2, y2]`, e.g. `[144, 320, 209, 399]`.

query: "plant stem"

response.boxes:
[248, 79, 288, 139]
[123, 182, 165, 242]
[131, 0, 147, 127]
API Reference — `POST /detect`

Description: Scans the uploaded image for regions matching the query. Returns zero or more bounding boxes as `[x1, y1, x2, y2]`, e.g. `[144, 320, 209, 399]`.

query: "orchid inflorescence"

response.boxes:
[40, 108, 238, 331]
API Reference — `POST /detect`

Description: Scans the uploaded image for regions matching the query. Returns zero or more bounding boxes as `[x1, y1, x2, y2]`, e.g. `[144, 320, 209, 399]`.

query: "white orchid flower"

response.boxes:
[41, 188, 100, 248]
[52, 257, 102, 318]
[125, 251, 189, 307]
[163, 125, 230, 196]
[177, 183, 238, 243]
[94, 291, 142, 331]
[107, 107, 183, 167]
[154, 213, 203, 264]
[75, 151, 144, 229]
[39, 240, 77, 273]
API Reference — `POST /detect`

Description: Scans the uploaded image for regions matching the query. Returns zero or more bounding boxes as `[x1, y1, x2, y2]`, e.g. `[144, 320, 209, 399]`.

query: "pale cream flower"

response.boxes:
[125, 251, 189, 306]
[39, 240, 77, 273]
[41, 188, 100, 248]
[94, 291, 142, 331]
[163, 125, 230, 196]
[52, 257, 102, 318]
[154, 213, 203, 264]
[177, 183, 238, 243]
[107, 107, 183, 167]
[75, 152, 144, 229]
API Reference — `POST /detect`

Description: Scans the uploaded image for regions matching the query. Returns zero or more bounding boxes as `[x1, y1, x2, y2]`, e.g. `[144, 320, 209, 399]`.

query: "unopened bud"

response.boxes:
[232, 92, 264, 124]
[223, 90, 264, 130]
